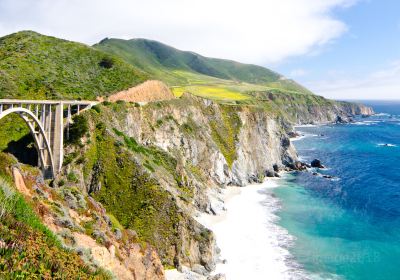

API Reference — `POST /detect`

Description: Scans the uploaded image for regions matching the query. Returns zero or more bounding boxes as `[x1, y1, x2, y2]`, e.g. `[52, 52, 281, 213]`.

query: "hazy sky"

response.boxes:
[0, 0, 399, 100]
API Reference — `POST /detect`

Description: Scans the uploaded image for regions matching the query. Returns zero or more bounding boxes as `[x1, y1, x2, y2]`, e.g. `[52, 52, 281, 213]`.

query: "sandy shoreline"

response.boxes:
[166, 178, 301, 280]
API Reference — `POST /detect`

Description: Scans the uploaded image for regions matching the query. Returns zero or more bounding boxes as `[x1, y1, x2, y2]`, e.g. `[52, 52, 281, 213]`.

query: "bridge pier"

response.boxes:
[53, 103, 64, 174]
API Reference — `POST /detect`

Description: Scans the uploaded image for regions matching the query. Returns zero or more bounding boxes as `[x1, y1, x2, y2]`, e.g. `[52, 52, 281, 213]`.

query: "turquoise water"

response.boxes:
[274, 101, 400, 280]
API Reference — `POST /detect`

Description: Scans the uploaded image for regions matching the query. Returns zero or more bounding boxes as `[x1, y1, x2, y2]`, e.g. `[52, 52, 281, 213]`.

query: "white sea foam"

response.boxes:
[290, 135, 307, 142]
[298, 155, 310, 161]
[374, 113, 390, 117]
[295, 124, 317, 128]
[353, 122, 372, 126]
[290, 132, 320, 142]
[378, 143, 397, 147]
[196, 180, 310, 280]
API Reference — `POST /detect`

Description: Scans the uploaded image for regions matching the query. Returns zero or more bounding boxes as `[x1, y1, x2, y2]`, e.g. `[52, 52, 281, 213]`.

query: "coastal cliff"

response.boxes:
[54, 93, 371, 278]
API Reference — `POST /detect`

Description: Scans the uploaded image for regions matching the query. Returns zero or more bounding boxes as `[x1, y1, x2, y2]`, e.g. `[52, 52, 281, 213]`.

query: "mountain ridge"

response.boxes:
[94, 37, 283, 85]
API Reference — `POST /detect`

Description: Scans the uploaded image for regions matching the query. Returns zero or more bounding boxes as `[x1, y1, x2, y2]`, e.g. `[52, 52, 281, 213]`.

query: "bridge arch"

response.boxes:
[0, 99, 97, 179]
[0, 107, 55, 178]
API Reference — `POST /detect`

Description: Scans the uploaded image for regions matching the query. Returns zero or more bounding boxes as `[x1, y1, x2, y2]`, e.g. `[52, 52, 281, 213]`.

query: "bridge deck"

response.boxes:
[0, 99, 98, 106]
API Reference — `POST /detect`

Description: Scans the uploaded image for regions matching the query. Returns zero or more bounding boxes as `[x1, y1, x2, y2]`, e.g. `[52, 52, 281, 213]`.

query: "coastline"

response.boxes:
[165, 116, 380, 280]
[166, 179, 308, 280]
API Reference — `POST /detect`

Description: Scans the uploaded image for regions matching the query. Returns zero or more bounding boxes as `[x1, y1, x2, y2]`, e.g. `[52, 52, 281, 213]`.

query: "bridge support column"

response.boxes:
[52, 102, 64, 174]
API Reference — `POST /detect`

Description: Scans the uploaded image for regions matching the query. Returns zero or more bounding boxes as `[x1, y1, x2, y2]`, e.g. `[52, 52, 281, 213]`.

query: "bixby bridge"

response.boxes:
[0, 99, 97, 179]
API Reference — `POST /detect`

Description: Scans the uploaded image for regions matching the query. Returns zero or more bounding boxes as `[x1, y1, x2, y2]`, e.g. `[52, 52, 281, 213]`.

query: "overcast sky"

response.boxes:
[0, 0, 399, 100]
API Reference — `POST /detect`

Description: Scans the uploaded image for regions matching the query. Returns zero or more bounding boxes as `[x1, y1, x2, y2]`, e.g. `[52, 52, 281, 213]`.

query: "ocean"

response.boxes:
[274, 100, 400, 280]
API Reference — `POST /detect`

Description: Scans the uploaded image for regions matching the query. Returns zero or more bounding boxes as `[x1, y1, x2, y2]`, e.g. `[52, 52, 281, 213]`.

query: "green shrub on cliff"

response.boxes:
[209, 105, 242, 168]
[83, 118, 183, 266]
[67, 115, 89, 145]
[0, 154, 111, 279]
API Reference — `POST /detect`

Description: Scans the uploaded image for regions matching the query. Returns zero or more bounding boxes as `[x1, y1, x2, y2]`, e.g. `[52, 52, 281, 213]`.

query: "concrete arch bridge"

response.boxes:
[0, 99, 97, 179]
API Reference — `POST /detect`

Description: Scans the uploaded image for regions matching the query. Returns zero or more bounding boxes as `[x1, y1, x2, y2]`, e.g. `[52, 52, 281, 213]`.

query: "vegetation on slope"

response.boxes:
[74, 106, 204, 266]
[94, 38, 314, 102]
[209, 105, 242, 168]
[0, 154, 111, 279]
[0, 31, 148, 100]
[95, 38, 281, 85]
[0, 116, 29, 151]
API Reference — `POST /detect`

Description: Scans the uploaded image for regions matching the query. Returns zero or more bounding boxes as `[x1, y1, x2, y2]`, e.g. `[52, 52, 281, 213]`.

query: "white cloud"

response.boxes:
[0, 0, 356, 64]
[306, 61, 400, 100]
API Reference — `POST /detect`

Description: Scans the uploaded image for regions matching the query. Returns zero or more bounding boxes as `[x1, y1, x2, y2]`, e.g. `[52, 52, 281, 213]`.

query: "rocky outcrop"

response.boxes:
[311, 159, 325, 169]
[338, 101, 375, 116]
[257, 91, 374, 125]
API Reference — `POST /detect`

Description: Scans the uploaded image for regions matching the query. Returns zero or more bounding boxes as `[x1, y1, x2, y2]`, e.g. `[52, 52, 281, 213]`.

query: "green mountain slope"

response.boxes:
[0, 31, 148, 100]
[94, 38, 313, 100]
[94, 38, 282, 85]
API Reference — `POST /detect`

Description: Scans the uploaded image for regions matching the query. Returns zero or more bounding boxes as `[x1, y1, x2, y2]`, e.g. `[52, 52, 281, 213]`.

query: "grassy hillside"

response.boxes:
[0, 31, 148, 100]
[94, 38, 313, 101]
[94, 38, 281, 85]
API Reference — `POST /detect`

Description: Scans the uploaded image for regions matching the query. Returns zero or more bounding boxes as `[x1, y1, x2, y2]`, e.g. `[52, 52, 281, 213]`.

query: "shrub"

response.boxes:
[76, 156, 85, 164]
[63, 152, 77, 166]
[0, 177, 15, 220]
[91, 105, 101, 113]
[156, 119, 163, 128]
[68, 115, 89, 145]
[98, 57, 114, 69]
[67, 172, 78, 183]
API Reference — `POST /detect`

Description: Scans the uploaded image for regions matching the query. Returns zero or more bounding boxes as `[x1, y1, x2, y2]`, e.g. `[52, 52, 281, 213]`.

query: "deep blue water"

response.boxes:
[274, 101, 400, 280]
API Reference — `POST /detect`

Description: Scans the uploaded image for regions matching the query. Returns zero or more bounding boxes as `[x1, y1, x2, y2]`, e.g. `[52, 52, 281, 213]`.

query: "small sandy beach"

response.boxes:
[167, 179, 301, 280]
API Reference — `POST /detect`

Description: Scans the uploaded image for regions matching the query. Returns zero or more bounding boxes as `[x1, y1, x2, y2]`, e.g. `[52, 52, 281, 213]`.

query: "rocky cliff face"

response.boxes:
[105, 94, 298, 189]
[104, 94, 373, 189]
[287, 101, 375, 125]
[57, 93, 372, 278]
[251, 91, 374, 125]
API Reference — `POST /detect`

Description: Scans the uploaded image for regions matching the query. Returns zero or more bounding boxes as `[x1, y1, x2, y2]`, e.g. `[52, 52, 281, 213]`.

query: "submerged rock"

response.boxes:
[265, 170, 275, 177]
[335, 116, 348, 124]
[208, 274, 226, 280]
[311, 159, 325, 168]
[288, 131, 300, 138]
[192, 264, 208, 275]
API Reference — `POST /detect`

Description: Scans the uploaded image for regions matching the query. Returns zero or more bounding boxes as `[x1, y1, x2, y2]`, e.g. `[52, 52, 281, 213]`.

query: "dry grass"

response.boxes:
[105, 80, 175, 103]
